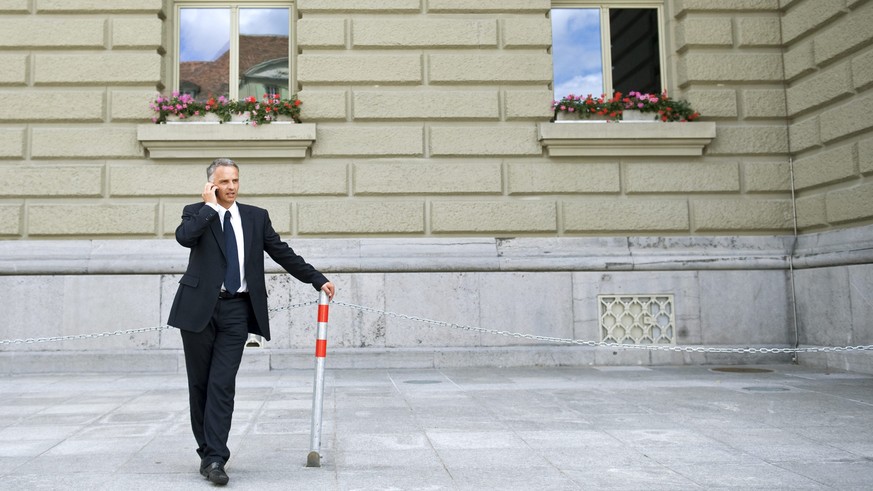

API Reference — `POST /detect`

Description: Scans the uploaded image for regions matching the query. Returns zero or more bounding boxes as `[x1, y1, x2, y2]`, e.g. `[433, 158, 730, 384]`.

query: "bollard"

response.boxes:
[307, 290, 330, 468]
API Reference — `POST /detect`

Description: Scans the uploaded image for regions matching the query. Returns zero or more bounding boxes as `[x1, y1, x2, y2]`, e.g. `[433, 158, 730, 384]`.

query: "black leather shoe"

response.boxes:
[201, 462, 229, 485]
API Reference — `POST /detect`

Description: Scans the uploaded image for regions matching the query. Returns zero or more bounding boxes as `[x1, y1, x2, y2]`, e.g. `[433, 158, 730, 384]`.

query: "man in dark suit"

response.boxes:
[168, 158, 335, 486]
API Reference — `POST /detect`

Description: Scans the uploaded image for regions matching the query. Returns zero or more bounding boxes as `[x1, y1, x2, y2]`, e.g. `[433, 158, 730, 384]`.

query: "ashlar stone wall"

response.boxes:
[0, 0, 828, 239]
[779, 0, 873, 231]
[0, 0, 164, 237]
[295, 0, 560, 236]
[0, 0, 870, 237]
[673, 0, 795, 234]
[292, 0, 796, 237]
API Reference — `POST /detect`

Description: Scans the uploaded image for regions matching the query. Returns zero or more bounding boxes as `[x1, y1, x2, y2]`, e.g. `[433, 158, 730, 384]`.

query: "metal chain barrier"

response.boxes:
[0, 326, 173, 346]
[270, 300, 318, 314]
[2, 298, 872, 354]
[0, 300, 318, 346]
[331, 301, 873, 355]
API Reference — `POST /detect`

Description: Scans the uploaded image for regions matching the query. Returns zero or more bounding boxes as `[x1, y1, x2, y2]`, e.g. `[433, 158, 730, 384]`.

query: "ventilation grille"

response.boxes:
[598, 295, 675, 345]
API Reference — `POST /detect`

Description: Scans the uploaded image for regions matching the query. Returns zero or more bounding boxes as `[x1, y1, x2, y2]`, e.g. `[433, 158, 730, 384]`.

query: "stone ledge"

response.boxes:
[136, 123, 316, 159]
[3, 226, 871, 274]
[0, 346, 794, 374]
[538, 121, 717, 157]
[792, 223, 873, 268]
[0, 235, 793, 274]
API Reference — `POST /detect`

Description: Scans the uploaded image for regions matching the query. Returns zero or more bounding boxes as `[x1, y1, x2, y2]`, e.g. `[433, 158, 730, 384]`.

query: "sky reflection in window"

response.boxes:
[180, 8, 230, 62]
[551, 9, 603, 100]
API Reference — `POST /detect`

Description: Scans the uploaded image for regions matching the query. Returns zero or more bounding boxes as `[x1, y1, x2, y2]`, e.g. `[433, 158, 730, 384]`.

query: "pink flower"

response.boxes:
[568, 107, 575, 112]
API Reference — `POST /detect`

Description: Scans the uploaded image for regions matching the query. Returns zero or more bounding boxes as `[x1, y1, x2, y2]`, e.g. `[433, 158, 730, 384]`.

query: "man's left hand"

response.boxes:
[321, 282, 336, 301]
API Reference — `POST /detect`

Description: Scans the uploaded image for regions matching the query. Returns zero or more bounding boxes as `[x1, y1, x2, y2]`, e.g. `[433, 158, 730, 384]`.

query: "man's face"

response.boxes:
[211, 165, 239, 207]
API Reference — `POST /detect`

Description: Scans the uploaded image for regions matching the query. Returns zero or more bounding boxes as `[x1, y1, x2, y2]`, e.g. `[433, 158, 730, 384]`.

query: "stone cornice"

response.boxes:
[4, 226, 871, 275]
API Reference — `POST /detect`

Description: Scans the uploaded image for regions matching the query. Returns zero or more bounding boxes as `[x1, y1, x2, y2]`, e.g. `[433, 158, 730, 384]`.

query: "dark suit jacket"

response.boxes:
[167, 202, 328, 341]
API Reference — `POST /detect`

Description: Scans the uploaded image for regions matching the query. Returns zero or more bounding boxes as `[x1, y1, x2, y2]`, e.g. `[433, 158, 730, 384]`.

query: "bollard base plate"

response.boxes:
[306, 451, 321, 468]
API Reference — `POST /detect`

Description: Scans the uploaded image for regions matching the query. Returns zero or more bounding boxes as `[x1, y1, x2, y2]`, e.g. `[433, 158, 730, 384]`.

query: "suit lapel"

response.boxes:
[239, 204, 254, 267]
[210, 206, 228, 260]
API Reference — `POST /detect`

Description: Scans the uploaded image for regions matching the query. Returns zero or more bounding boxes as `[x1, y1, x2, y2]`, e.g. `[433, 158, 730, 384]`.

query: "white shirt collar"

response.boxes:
[222, 202, 239, 216]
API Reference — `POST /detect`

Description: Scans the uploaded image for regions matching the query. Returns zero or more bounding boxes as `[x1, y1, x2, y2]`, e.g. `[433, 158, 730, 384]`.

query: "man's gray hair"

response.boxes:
[206, 158, 238, 182]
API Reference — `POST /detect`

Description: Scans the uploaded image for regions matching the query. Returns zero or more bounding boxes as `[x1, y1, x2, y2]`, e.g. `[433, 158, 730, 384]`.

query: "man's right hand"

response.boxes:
[202, 182, 218, 204]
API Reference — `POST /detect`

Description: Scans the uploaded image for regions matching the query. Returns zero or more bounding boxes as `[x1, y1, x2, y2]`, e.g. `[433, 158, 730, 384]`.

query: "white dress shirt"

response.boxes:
[208, 202, 247, 293]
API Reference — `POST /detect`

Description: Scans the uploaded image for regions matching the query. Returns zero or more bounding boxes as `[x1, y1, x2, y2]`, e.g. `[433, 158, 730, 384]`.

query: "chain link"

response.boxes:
[269, 300, 318, 314]
[332, 301, 873, 355]
[0, 300, 318, 346]
[2, 298, 872, 354]
[0, 326, 173, 346]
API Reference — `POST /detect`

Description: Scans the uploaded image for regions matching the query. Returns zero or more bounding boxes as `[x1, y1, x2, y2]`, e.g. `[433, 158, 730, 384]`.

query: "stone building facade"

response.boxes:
[1, 0, 871, 373]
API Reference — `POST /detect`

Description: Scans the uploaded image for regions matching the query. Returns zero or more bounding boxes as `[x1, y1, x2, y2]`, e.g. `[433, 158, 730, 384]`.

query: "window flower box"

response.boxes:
[552, 91, 700, 123]
[542, 91, 712, 156]
[150, 92, 302, 126]
[554, 111, 610, 123]
[620, 109, 659, 122]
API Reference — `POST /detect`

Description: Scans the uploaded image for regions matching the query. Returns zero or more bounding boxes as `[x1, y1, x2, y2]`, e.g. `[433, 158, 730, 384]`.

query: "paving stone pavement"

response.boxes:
[1, 364, 873, 490]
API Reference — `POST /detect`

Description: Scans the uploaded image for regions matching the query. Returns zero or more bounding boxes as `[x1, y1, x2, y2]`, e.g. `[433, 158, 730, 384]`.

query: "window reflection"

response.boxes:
[239, 8, 290, 99]
[179, 8, 231, 101]
[551, 8, 603, 99]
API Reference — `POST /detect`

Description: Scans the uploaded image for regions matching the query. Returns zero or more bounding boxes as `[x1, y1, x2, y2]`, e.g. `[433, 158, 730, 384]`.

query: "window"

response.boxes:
[551, 1, 665, 99]
[175, 2, 293, 102]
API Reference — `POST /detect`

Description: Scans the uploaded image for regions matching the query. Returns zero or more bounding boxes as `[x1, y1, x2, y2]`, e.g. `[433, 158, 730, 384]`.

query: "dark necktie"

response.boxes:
[223, 211, 241, 293]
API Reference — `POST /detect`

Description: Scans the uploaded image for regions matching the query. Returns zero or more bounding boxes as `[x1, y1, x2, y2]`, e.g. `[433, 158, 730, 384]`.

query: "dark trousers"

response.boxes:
[180, 297, 251, 465]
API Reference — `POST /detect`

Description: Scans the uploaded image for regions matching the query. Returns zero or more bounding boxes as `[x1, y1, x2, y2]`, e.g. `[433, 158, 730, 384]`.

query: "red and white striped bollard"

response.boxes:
[307, 290, 330, 467]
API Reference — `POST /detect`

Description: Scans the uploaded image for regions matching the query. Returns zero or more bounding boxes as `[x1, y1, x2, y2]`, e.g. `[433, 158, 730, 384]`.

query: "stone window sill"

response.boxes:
[137, 123, 316, 160]
[537, 121, 717, 157]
